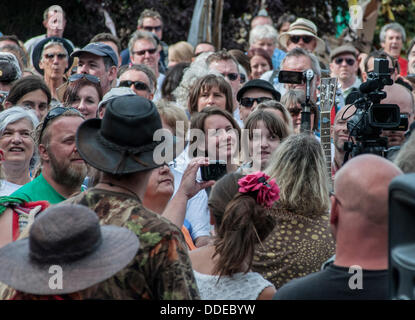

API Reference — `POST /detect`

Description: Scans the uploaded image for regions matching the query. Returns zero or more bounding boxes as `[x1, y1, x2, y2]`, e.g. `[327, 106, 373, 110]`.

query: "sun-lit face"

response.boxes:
[39, 44, 68, 79]
[250, 120, 281, 170]
[381, 29, 403, 59]
[252, 38, 275, 59]
[70, 85, 100, 120]
[0, 118, 35, 169]
[197, 86, 227, 112]
[250, 55, 271, 79]
[203, 114, 238, 163]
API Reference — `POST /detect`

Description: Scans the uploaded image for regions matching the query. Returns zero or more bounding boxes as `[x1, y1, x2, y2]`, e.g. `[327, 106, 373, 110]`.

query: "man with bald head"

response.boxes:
[331, 104, 356, 177]
[381, 83, 415, 147]
[274, 154, 402, 300]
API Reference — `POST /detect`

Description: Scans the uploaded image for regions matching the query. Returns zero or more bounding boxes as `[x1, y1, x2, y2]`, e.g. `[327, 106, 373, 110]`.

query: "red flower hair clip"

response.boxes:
[238, 172, 280, 208]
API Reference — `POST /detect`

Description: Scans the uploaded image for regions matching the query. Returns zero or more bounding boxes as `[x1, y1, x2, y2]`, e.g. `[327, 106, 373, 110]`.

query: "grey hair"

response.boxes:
[380, 22, 406, 43]
[265, 133, 330, 213]
[128, 30, 158, 57]
[0, 52, 22, 80]
[249, 24, 279, 46]
[172, 51, 221, 110]
[281, 47, 321, 78]
[0, 106, 39, 169]
[40, 41, 68, 61]
[0, 106, 39, 135]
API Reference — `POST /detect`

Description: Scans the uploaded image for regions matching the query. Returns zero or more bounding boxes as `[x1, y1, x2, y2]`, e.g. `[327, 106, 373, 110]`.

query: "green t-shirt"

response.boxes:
[10, 173, 66, 204]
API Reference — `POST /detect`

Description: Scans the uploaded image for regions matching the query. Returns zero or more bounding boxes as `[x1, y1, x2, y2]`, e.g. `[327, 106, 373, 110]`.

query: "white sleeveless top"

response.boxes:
[194, 270, 273, 300]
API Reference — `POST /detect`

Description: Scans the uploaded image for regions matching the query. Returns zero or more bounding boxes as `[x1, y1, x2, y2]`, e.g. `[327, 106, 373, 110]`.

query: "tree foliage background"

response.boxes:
[1, 0, 414, 57]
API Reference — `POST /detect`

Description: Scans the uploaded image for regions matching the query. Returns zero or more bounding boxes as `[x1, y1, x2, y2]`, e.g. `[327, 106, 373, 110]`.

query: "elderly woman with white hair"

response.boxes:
[249, 24, 286, 70]
[0, 106, 39, 196]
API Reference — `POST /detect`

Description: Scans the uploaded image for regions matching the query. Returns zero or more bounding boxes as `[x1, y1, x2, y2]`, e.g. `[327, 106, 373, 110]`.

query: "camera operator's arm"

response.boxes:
[162, 157, 215, 228]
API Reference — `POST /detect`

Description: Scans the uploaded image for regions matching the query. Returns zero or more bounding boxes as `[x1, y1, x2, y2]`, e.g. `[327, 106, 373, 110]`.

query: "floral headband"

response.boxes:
[238, 172, 280, 208]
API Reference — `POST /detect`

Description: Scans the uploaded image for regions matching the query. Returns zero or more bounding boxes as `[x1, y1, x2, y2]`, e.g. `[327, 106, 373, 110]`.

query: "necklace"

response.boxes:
[98, 181, 141, 202]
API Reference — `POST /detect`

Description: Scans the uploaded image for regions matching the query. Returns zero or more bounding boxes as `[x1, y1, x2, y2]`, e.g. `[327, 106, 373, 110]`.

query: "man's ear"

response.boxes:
[329, 195, 339, 237]
[39, 59, 45, 71]
[108, 65, 118, 82]
[38, 144, 50, 162]
[380, 41, 386, 50]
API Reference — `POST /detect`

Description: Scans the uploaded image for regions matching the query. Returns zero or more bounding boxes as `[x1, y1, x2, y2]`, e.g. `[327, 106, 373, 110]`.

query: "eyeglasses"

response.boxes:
[334, 57, 356, 66]
[289, 35, 314, 44]
[39, 107, 82, 140]
[240, 97, 272, 108]
[68, 73, 100, 84]
[44, 53, 67, 60]
[132, 48, 157, 56]
[221, 73, 239, 81]
[329, 191, 343, 207]
[288, 107, 303, 116]
[143, 26, 162, 33]
[119, 80, 150, 92]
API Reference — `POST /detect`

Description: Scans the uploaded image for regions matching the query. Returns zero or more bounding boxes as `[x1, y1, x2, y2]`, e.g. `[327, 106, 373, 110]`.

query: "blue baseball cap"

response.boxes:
[71, 42, 118, 67]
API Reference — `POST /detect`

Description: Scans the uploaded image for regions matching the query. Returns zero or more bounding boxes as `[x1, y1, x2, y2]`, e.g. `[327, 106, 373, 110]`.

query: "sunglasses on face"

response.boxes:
[44, 53, 67, 60]
[240, 97, 272, 108]
[289, 35, 314, 44]
[221, 73, 239, 81]
[69, 73, 100, 84]
[132, 48, 157, 56]
[334, 57, 356, 66]
[40, 106, 82, 140]
[119, 80, 150, 92]
[143, 26, 162, 33]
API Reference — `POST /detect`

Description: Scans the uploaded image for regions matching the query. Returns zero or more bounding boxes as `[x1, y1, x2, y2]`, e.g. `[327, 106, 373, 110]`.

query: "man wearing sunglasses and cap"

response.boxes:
[71, 42, 119, 95]
[237, 79, 281, 121]
[329, 44, 361, 101]
[62, 95, 203, 299]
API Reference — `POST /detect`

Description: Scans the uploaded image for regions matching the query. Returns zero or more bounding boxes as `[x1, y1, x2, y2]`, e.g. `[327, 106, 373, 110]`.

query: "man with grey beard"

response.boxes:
[10, 107, 87, 204]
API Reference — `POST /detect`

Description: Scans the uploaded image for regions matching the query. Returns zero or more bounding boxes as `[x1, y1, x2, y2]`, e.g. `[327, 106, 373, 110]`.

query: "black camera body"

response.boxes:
[200, 160, 227, 181]
[278, 70, 306, 84]
[345, 58, 404, 158]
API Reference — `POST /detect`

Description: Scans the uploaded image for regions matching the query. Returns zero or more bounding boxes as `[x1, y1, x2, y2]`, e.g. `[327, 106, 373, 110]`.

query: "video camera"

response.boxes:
[344, 58, 406, 159]
[278, 69, 315, 132]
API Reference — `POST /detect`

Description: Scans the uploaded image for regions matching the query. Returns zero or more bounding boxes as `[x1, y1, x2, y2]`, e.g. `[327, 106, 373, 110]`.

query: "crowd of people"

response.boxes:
[0, 4, 413, 300]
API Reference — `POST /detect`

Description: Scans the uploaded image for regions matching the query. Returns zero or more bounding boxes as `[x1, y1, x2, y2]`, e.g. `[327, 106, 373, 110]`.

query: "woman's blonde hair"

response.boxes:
[265, 133, 330, 214]
[168, 41, 194, 64]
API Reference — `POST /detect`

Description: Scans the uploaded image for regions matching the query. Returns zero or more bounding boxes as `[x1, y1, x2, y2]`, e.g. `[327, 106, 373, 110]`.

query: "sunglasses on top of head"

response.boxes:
[69, 73, 100, 84]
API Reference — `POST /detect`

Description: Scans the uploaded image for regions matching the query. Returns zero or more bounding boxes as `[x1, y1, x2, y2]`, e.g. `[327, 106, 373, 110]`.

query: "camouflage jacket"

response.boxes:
[62, 188, 200, 300]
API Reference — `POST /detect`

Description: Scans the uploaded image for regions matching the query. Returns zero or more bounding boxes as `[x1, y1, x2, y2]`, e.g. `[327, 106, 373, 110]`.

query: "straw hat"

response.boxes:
[278, 18, 325, 53]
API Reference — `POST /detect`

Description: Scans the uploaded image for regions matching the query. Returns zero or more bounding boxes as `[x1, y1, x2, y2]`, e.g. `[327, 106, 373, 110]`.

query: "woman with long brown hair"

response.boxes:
[190, 171, 279, 299]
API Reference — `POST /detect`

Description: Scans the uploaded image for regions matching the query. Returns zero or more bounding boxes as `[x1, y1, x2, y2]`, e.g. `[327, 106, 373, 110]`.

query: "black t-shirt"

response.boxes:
[273, 263, 389, 300]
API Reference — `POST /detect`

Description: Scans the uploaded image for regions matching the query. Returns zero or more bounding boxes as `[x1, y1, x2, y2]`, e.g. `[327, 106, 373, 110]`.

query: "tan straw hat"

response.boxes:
[278, 18, 325, 53]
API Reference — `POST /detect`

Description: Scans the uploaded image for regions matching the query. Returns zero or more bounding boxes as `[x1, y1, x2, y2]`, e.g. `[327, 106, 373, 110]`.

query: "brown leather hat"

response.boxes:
[76, 95, 163, 174]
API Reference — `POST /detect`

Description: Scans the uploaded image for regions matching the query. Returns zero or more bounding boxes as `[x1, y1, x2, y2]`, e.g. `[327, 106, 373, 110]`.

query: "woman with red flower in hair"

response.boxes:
[189, 171, 280, 300]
